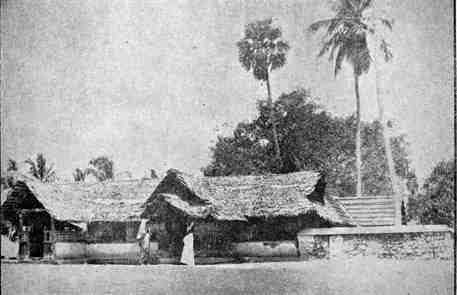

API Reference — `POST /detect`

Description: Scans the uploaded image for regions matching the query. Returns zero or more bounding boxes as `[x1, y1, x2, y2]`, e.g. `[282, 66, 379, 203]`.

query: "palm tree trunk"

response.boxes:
[354, 73, 362, 197]
[266, 72, 282, 166]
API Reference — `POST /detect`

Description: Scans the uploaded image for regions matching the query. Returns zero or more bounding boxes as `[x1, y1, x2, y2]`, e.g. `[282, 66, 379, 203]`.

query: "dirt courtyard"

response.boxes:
[1, 258, 454, 295]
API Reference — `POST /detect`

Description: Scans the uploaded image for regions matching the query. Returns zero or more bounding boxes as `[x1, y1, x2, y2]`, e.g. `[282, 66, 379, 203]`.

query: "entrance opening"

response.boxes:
[23, 212, 50, 258]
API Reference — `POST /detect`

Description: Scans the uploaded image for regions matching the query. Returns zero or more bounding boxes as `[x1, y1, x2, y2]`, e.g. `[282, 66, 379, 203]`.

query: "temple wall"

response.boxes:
[86, 242, 158, 262]
[298, 225, 453, 260]
[54, 242, 87, 259]
[232, 240, 298, 257]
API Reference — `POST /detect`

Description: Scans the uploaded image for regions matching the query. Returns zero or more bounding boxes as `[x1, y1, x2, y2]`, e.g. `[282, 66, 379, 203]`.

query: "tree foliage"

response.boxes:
[237, 18, 290, 164]
[308, 0, 393, 76]
[86, 156, 114, 182]
[308, 0, 394, 197]
[237, 18, 290, 81]
[1, 158, 18, 188]
[203, 88, 416, 196]
[25, 153, 56, 182]
[408, 160, 455, 227]
[150, 169, 158, 179]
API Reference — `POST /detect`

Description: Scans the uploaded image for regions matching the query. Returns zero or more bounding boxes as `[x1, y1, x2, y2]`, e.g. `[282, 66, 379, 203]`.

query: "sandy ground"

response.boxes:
[1, 258, 454, 295]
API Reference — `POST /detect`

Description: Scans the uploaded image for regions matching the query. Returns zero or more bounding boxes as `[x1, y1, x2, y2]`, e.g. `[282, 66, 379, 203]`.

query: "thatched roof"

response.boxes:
[336, 195, 396, 226]
[1, 174, 159, 222]
[143, 170, 354, 225]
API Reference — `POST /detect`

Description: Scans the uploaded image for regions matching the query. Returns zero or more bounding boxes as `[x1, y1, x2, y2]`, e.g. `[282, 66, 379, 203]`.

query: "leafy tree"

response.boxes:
[408, 160, 455, 227]
[7, 159, 17, 172]
[150, 169, 158, 179]
[86, 156, 114, 182]
[25, 153, 56, 182]
[73, 168, 87, 182]
[203, 88, 416, 197]
[1, 158, 18, 188]
[308, 0, 393, 197]
[237, 18, 290, 169]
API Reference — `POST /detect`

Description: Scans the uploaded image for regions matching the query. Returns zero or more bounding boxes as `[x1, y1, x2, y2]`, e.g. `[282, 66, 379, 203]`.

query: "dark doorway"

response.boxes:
[24, 212, 50, 258]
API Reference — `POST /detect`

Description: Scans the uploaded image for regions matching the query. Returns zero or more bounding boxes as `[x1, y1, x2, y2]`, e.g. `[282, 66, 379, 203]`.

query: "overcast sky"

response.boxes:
[1, 0, 453, 182]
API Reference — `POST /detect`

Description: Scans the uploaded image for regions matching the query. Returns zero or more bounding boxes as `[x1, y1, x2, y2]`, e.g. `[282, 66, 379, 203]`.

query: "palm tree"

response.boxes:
[25, 153, 56, 182]
[237, 18, 290, 168]
[7, 159, 17, 172]
[308, 0, 393, 197]
[73, 168, 87, 182]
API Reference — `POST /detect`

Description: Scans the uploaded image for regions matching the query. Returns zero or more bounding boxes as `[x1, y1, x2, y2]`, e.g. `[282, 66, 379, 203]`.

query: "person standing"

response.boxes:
[137, 220, 151, 265]
[180, 222, 195, 266]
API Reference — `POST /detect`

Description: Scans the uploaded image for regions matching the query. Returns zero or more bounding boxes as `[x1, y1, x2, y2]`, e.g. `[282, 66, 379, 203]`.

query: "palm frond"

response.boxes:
[25, 158, 38, 177]
[379, 38, 393, 62]
[308, 19, 334, 33]
[237, 18, 289, 81]
[350, 38, 371, 75]
[345, 0, 358, 12]
[318, 30, 347, 59]
[25, 154, 56, 182]
[275, 40, 290, 52]
[7, 159, 17, 172]
[359, 0, 373, 12]
[334, 43, 348, 76]
[44, 164, 55, 182]
[270, 54, 287, 71]
[73, 168, 86, 182]
[379, 17, 393, 31]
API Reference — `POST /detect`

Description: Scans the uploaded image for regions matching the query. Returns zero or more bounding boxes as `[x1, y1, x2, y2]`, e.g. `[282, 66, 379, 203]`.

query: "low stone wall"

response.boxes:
[55, 242, 87, 259]
[298, 225, 453, 260]
[54, 241, 159, 262]
[232, 241, 298, 257]
[86, 242, 158, 262]
[1, 235, 18, 259]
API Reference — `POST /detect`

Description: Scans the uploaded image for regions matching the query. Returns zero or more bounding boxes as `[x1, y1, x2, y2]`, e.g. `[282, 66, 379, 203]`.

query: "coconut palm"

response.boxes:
[25, 153, 56, 182]
[73, 168, 87, 182]
[308, 0, 393, 197]
[7, 159, 17, 172]
[237, 18, 290, 167]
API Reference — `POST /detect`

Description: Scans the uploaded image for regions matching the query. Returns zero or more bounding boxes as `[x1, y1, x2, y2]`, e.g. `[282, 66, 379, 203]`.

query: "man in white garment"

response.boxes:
[137, 219, 151, 264]
[180, 222, 195, 266]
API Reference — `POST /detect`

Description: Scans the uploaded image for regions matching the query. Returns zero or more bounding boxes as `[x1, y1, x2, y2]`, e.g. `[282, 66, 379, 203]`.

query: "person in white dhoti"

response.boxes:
[180, 222, 195, 266]
[137, 219, 151, 264]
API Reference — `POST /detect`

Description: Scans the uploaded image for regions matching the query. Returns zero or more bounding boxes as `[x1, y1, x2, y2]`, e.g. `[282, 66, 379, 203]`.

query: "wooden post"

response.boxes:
[17, 211, 23, 260]
[50, 216, 56, 260]
[394, 195, 402, 227]
[18, 210, 30, 261]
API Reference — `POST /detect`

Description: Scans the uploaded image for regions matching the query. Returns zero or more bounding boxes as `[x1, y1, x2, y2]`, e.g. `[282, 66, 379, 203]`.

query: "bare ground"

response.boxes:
[1, 258, 454, 295]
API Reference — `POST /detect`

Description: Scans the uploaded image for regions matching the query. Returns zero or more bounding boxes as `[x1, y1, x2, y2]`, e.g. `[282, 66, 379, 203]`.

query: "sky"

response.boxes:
[1, 0, 453, 183]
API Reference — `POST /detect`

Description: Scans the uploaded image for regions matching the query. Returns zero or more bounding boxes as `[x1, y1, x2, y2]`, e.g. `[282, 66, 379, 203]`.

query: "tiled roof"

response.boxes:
[336, 195, 396, 226]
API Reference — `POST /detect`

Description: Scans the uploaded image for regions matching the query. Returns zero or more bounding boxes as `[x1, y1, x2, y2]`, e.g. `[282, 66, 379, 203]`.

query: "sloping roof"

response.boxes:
[144, 171, 354, 225]
[2, 174, 159, 222]
[336, 196, 395, 226]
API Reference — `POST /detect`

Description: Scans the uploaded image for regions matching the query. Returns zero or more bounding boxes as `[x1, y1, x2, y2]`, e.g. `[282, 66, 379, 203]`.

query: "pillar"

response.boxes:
[394, 196, 402, 226]
[50, 216, 56, 260]
[18, 211, 30, 260]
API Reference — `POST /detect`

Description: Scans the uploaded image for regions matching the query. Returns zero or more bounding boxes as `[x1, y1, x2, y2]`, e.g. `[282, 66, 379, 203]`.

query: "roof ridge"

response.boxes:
[172, 169, 320, 181]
